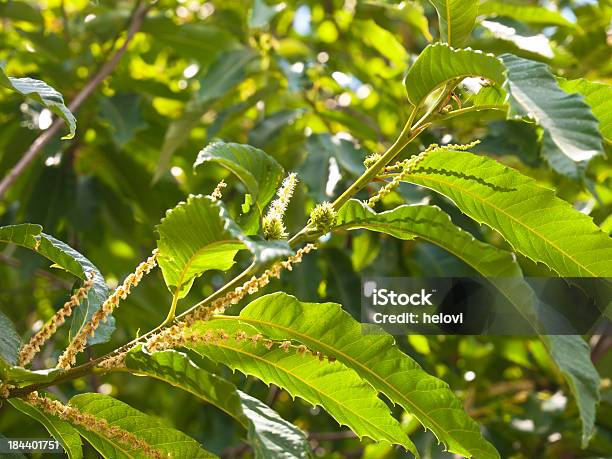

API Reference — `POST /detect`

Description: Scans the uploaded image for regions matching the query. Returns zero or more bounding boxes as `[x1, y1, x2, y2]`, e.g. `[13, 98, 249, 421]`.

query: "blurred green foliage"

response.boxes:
[0, 0, 611, 458]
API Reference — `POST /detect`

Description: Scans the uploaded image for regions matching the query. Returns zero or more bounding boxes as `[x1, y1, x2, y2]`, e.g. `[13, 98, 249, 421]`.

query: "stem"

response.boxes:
[7, 78, 458, 399]
[0, 0, 150, 199]
[434, 104, 505, 121]
[161, 293, 180, 327]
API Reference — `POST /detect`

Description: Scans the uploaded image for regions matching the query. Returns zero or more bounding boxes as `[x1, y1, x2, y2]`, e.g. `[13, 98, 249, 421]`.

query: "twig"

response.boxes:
[0, 0, 150, 199]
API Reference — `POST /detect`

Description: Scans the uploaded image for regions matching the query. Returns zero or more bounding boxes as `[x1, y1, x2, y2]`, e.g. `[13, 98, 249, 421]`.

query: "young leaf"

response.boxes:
[193, 142, 284, 221]
[558, 78, 612, 144]
[402, 149, 612, 277]
[0, 224, 112, 346]
[185, 321, 417, 455]
[404, 43, 506, 107]
[212, 293, 499, 459]
[0, 67, 76, 139]
[156, 195, 245, 299]
[428, 0, 478, 47]
[68, 393, 216, 458]
[8, 398, 83, 459]
[125, 347, 310, 458]
[478, 1, 578, 29]
[156, 195, 292, 298]
[501, 54, 604, 177]
[334, 200, 600, 444]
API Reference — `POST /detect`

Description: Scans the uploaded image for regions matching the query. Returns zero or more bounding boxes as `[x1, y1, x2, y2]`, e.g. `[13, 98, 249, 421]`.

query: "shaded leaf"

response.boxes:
[0, 310, 21, 371]
[0, 224, 111, 346]
[501, 54, 604, 177]
[558, 78, 612, 143]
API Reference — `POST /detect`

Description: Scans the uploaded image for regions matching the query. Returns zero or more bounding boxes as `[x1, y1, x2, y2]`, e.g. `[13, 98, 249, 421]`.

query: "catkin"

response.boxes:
[146, 325, 337, 363]
[366, 141, 482, 207]
[57, 250, 159, 369]
[25, 393, 166, 458]
[145, 244, 317, 352]
[19, 274, 94, 367]
[209, 179, 227, 201]
[263, 173, 298, 240]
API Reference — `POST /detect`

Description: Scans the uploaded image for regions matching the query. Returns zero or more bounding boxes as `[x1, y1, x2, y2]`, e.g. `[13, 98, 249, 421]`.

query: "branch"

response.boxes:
[0, 0, 150, 199]
[7, 80, 458, 399]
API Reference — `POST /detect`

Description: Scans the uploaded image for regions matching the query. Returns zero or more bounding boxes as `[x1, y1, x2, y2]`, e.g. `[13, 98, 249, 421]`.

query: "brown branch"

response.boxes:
[0, 0, 150, 199]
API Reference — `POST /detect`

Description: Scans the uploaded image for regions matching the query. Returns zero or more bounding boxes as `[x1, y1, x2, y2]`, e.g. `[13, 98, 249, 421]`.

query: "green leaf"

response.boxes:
[0, 223, 41, 249]
[428, 0, 478, 46]
[240, 391, 309, 459]
[404, 43, 506, 107]
[156, 195, 245, 298]
[99, 94, 147, 147]
[547, 335, 600, 447]
[0, 1, 44, 25]
[334, 200, 600, 444]
[37, 234, 111, 345]
[0, 224, 111, 346]
[193, 141, 285, 221]
[249, 0, 285, 29]
[353, 19, 409, 76]
[8, 398, 83, 459]
[558, 78, 612, 144]
[212, 293, 498, 459]
[156, 194, 292, 298]
[402, 149, 612, 276]
[0, 67, 76, 139]
[501, 54, 604, 177]
[125, 347, 310, 458]
[68, 393, 216, 458]
[184, 320, 416, 454]
[141, 16, 235, 65]
[155, 49, 256, 180]
[2, 367, 63, 386]
[0, 310, 21, 371]
[478, 1, 578, 29]
[336, 200, 522, 277]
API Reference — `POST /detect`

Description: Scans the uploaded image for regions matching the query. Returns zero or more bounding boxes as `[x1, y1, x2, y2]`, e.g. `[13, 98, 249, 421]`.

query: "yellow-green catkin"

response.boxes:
[368, 140, 481, 207]
[263, 173, 298, 240]
[19, 274, 94, 367]
[57, 250, 159, 369]
[25, 393, 166, 458]
[209, 179, 226, 201]
[363, 153, 381, 169]
[309, 202, 337, 233]
[145, 324, 337, 363]
[145, 244, 317, 352]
